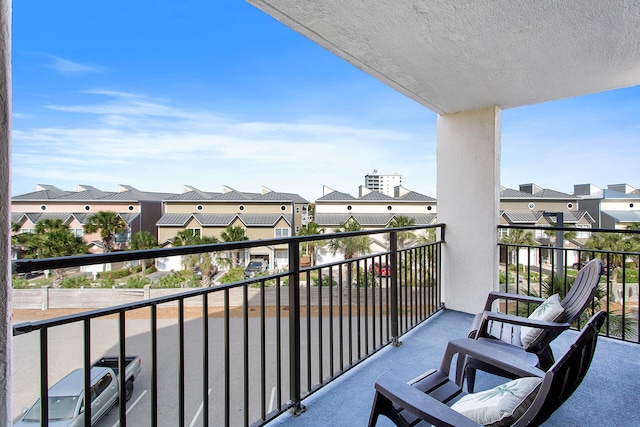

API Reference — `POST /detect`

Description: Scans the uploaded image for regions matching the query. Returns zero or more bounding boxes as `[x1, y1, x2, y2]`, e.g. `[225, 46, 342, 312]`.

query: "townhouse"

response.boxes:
[11, 184, 174, 252]
[156, 185, 309, 270]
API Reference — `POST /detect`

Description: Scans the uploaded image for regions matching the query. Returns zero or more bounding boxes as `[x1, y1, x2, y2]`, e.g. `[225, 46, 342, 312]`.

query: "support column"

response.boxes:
[0, 0, 11, 424]
[437, 106, 501, 313]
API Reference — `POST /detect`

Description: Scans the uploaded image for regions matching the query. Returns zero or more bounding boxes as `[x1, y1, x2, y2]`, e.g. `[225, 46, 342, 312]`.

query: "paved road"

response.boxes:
[12, 309, 386, 426]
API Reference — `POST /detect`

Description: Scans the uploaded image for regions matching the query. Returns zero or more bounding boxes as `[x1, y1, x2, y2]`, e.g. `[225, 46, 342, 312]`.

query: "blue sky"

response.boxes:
[11, 1, 640, 202]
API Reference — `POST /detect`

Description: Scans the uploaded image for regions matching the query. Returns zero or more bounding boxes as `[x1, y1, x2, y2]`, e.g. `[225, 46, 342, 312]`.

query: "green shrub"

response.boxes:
[154, 271, 187, 288]
[311, 275, 337, 287]
[60, 275, 92, 288]
[12, 275, 30, 289]
[125, 276, 151, 288]
[98, 277, 116, 288]
[218, 268, 245, 284]
[145, 265, 157, 274]
[97, 267, 131, 280]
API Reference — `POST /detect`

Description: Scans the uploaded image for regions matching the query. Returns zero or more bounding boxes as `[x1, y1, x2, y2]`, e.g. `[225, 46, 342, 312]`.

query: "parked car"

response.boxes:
[372, 263, 391, 277]
[194, 264, 218, 278]
[15, 356, 142, 427]
[244, 259, 268, 279]
[572, 260, 608, 274]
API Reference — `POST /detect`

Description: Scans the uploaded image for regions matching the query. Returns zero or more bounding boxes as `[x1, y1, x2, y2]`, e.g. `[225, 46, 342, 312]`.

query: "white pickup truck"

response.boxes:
[14, 356, 142, 427]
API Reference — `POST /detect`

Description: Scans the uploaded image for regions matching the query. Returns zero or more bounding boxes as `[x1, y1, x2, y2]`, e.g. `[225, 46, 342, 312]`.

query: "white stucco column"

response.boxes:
[437, 106, 501, 314]
[0, 0, 11, 424]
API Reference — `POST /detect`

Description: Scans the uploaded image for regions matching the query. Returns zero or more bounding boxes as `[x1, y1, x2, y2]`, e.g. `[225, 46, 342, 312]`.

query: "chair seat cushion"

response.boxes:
[520, 294, 564, 349]
[450, 376, 543, 427]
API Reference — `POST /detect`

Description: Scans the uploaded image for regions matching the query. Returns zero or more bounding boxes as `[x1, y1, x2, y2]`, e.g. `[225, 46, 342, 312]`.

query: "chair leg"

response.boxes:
[368, 391, 409, 427]
[466, 367, 477, 393]
[538, 347, 555, 371]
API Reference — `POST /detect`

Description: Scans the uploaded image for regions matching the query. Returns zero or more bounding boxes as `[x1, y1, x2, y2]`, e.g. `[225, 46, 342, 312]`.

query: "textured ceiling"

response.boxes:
[247, 0, 640, 114]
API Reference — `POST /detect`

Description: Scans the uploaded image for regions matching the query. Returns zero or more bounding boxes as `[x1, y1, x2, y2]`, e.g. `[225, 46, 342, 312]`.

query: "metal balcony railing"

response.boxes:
[12, 225, 444, 427]
[498, 224, 640, 344]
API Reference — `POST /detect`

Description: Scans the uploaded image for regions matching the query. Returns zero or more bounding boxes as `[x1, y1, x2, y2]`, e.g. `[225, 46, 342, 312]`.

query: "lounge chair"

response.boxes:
[463, 258, 602, 390]
[368, 310, 606, 427]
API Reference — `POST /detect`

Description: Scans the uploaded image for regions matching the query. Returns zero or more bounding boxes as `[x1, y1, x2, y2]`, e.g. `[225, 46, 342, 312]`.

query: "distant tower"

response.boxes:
[364, 170, 402, 197]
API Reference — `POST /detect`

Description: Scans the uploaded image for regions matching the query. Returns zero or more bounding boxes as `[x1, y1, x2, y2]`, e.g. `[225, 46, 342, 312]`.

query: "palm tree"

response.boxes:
[328, 219, 371, 260]
[83, 211, 127, 252]
[172, 230, 219, 287]
[585, 232, 627, 283]
[388, 216, 416, 249]
[500, 228, 537, 265]
[130, 231, 158, 275]
[298, 221, 325, 266]
[22, 220, 87, 287]
[220, 225, 248, 268]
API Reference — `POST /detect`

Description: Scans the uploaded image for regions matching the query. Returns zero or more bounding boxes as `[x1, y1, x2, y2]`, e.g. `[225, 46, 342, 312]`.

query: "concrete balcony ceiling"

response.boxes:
[247, 0, 640, 114]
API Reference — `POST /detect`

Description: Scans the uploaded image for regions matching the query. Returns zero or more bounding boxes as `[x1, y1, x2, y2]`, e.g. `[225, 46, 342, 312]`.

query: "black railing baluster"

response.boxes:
[83, 318, 92, 427]
[243, 285, 249, 427]
[202, 294, 209, 427]
[328, 265, 334, 377]
[317, 267, 323, 385]
[390, 231, 400, 347]
[178, 299, 184, 427]
[288, 239, 304, 415]
[151, 304, 158, 427]
[119, 310, 127, 427]
[224, 289, 230, 426]
[260, 280, 266, 421]
[39, 328, 48, 427]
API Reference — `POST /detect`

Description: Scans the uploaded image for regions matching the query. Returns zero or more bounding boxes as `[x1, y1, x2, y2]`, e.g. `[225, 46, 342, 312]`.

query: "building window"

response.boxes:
[295, 207, 300, 214]
[498, 228, 509, 240]
[188, 228, 201, 237]
[427, 206, 432, 211]
[567, 203, 574, 209]
[631, 203, 635, 208]
[280, 205, 287, 211]
[84, 205, 91, 211]
[528, 202, 535, 210]
[576, 224, 591, 239]
[387, 205, 392, 211]
[40, 205, 46, 211]
[238, 205, 245, 211]
[70, 229, 84, 238]
[347, 205, 352, 211]
[22, 228, 35, 234]
[114, 230, 129, 244]
[197, 205, 203, 211]
[275, 228, 290, 238]
[295, 226, 300, 233]
[128, 205, 134, 211]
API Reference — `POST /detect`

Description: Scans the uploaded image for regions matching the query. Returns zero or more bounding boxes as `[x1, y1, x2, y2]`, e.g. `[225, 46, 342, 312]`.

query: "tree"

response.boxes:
[297, 221, 325, 266]
[220, 225, 248, 268]
[130, 231, 159, 275]
[172, 230, 219, 287]
[21, 219, 87, 287]
[500, 228, 537, 265]
[328, 219, 371, 260]
[388, 216, 416, 249]
[585, 232, 627, 283]
[83, 211, 127, 253]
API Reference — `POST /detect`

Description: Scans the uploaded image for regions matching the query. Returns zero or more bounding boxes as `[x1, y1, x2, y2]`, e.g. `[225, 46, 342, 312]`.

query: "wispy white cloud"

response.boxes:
[12, 91, 437, 200]
[43, 54, 104, 76]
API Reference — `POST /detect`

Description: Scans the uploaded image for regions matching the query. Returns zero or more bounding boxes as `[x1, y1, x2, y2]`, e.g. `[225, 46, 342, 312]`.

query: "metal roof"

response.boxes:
[315, 212, 436, 227]
[601, 210, 640, 223]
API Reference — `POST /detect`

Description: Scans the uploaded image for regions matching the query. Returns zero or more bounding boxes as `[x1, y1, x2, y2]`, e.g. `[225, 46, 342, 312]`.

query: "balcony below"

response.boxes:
[268, 309, 640, 427]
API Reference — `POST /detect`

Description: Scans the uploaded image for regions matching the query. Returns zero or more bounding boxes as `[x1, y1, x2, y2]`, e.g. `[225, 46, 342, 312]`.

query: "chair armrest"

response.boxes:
[374, 372, 481, 427]
[480, 311, 571, 330]
[483, 291, 546, 311]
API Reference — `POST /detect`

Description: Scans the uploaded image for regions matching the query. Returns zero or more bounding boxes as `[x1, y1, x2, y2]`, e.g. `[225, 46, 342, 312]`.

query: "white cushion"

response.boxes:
[520, 294, 565, 349]
[450, 377, 543, 427]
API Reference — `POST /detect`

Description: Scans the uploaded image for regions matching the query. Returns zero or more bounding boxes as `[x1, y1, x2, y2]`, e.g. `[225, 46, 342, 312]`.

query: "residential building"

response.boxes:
[314, 185, 436, 261]
[11, 184, 175, 252]
[364, 169, 402, 197]
[575, 183, 640, 229]
[156, 185, 309, 270]
[499, 183, 594, 267]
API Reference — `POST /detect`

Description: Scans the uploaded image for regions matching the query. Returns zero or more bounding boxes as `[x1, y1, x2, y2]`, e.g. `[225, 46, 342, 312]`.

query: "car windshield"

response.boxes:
[247, 262, 262, 268]
[22, 396, 79, 421]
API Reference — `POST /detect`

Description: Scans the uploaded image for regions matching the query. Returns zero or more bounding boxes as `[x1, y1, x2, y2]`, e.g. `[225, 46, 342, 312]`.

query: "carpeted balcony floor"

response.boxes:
[268, 309, 640, 426]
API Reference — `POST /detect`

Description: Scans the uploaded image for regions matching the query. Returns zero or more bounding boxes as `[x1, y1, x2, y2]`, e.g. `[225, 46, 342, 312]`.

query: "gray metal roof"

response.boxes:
[12, 189, 71, 201]
[253, 191, 309, 204]
[501, 211, 545, 223]
[315, 212, 436, 227]
[165, 190, 220, 201]
[157, 212, 291, 227]
[601, 210, 640, 223]
[397, 191, 436, 202]
[317, 191, 357, 201]
[359, 191, 395, 201]
[13, 185, 176, 202]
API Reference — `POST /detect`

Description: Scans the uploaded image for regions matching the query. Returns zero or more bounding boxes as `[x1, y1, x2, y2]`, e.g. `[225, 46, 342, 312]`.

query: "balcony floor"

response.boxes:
[269, 309, 640, 426]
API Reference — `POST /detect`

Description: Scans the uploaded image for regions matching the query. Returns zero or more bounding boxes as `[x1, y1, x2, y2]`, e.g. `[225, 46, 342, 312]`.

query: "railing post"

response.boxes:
[390, 231, 401, 347]
[288, 240, 305, 415]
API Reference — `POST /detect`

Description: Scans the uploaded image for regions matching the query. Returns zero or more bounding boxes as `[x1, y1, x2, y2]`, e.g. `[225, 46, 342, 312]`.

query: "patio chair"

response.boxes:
[464, 257, 603, 390]
[368, 310, 606, 427]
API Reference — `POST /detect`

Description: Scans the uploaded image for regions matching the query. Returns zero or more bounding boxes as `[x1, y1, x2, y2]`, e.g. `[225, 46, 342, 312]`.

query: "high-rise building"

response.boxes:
[364, 170, 402, 197]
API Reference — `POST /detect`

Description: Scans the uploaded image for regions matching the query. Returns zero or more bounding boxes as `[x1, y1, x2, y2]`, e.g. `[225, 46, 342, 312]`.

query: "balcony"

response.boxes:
[11, 225, 640, 426]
